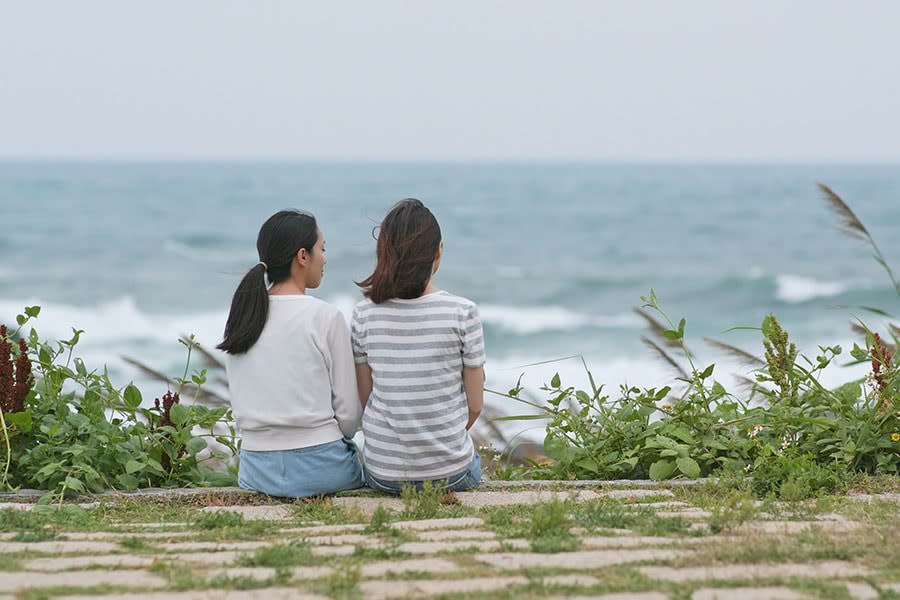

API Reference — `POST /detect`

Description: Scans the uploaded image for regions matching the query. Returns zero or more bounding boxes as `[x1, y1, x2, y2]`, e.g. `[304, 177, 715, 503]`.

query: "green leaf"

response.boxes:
[74, 358, 87, 377]
[5, 411, 32, 433]
[669, 426, 696, 444]
[169, 403, 190, 427]
[616, 456, 640, 469]
[663, 329, 681, 340]
[124, 460, 144, 474]
[25, 306, 42, 318]
[64, 476, 86, 493]
[123, 385, 143, 410]
[116, 473, 139, 490]
[186, 437, 207, 455]
[850, 343, 869, 361]
[649, 460, 676, 481]
[676, 457, 701, 478]
[16, 314, 26, 326]
[550, 373, 561, 388]
[698, 364, 715, 380]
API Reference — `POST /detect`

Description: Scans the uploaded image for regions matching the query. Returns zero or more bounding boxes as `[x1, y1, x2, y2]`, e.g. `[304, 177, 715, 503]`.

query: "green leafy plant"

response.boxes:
[0, 308, 237, 503]
[490, 184, 900, 500]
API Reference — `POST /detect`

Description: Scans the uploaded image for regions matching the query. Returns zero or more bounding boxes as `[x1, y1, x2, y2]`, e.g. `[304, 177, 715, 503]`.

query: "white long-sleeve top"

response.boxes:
[225, 295, 361, 451]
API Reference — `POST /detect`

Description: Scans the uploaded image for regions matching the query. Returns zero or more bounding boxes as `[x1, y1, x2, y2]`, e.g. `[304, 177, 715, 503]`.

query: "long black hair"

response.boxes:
[218, 210, 318, 354]
[356, 199, 441, 304]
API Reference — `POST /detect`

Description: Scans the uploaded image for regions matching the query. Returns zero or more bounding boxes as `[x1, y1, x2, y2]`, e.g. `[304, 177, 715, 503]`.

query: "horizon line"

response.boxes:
[1, 156, 899, 166]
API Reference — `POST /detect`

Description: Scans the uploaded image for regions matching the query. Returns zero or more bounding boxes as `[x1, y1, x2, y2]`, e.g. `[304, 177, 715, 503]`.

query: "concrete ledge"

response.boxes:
[0, 478, 709, 504]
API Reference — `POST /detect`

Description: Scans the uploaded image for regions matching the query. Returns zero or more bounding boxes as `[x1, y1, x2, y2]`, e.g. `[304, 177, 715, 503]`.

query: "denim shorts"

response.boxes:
[364, 451, 482, 495]
[238, 437, 365, 499]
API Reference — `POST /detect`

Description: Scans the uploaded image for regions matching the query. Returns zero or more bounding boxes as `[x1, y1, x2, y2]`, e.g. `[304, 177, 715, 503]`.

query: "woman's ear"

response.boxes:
[296, 248, 310, 266]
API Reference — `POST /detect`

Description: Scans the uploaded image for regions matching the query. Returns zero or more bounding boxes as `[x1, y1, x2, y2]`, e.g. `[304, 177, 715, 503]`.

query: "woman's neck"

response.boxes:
[421, 281, 440, 297]
[269, 279, 306, 295]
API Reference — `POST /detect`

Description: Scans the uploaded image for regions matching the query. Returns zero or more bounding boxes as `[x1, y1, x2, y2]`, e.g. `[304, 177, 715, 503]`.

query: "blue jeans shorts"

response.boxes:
[364, 451, 482, 495]
[238, 437, 365, 499]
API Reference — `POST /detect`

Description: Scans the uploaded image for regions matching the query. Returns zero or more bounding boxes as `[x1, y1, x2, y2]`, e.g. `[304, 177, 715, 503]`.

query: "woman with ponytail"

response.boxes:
[219, 210, 363, 498]
[352, 199, 485, 493]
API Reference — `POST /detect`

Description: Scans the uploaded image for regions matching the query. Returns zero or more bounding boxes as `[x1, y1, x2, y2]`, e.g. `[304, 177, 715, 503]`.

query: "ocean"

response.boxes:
[2, 162, 899, 440]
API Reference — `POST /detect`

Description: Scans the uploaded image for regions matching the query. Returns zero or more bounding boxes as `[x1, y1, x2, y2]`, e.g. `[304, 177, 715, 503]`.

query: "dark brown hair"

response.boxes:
[218, 210, 318, 354]
[357, 199, 441, 304]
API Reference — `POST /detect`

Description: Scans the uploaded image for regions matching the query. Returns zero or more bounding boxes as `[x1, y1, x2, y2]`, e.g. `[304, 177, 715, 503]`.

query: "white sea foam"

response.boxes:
[775, 275, 848, 303]
[479, 304, 640, 335]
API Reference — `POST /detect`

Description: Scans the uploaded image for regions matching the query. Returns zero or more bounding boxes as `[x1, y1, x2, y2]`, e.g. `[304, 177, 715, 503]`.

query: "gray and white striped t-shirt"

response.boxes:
[351, 291, 486, 481]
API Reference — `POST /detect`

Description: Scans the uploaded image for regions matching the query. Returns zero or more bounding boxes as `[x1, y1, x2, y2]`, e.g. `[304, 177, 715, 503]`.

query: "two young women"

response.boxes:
[219, 200, 484, 498]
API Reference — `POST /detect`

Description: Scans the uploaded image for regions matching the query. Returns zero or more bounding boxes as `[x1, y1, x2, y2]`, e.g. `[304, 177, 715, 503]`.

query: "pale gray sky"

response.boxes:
[1, 1, 898, 161]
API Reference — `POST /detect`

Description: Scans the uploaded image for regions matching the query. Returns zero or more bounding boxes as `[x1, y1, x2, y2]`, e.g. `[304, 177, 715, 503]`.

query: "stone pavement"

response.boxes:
[1, 484, 898, 599]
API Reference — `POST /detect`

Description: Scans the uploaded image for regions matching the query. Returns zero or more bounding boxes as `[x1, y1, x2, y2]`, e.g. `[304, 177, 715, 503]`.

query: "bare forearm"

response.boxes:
[355, 363, 373, 408]
[462, 366, 484, 430]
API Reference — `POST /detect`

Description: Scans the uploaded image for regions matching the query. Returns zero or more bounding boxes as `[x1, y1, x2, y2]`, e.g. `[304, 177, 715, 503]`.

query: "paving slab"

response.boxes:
[0, 570, 166, 593]
[393, 517, 484, 530]
[542, 574, 600, 586]
[213, 566, 333, 583]
[310, 545, 357, 557]
[655, 510, 714, 519]
[281, 523, 366, 536]
[551, 594, 669, 600]
[156, 541, 271, 552]
[63, 530, 195, 541]
[22, 554, 158, 571]
[580, 535, 679, 548]
[57, 589, 327, 600]
[736, 520, 862, 535]
[399, 540, 503, 554]
[639, 561, 869, 582]
[0, 503, 32, 511]
[417, 529, 496, 541]
[330, 496, 405, 515]
[454, 489, 603, 508]
[290, 566, 335, 581]
[360, 575, 528, 599]
[847, 493, 900, 503]
[599, 488, 676, 500]
[0, 540, 120, 554]
[299, 533, 373, 546]
[692, 587, 810, 600]
[215, 567, 277, 581]
[361, 557, 460, 578]
[114, 522, 192, 528]
[166, 550, 241, 565]
[843, 581, 879, 600]
[637, 501, 692, 509]
[475, 548, 685, 570]
[199, 505, 293, 521]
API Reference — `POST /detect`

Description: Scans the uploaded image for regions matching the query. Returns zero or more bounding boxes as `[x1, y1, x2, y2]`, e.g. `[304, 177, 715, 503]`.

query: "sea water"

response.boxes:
[2, 162, 899, 440]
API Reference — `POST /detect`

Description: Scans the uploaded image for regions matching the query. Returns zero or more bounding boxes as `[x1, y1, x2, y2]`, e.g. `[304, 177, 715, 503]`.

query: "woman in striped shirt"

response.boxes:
[352, 199, 485, 493]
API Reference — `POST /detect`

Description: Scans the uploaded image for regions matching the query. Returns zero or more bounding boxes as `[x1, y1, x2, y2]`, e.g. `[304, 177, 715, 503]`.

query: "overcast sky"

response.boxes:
[1, 1, 899, 161]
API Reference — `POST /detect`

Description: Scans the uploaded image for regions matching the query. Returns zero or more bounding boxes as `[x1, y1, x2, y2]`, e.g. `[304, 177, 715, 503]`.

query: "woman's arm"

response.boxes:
[355, 363, 373, 409]
[463, 366, 484, 430]
[327, 312, 362, 437]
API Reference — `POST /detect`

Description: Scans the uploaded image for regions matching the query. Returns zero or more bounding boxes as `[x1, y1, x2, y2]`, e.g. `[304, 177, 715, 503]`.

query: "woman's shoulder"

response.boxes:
[272, 295, 342, 320]
[352, 297, 375, 313]
[434, 291, 479, 311]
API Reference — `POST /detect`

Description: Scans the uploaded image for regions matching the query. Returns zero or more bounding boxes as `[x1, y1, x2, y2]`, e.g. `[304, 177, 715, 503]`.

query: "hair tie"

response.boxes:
[257, 261, 268, 271]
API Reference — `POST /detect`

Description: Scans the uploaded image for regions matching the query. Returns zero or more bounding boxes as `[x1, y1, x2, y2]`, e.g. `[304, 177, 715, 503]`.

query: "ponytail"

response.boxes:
[217, 263, 269, 354]
[218, 210, 318, 354]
